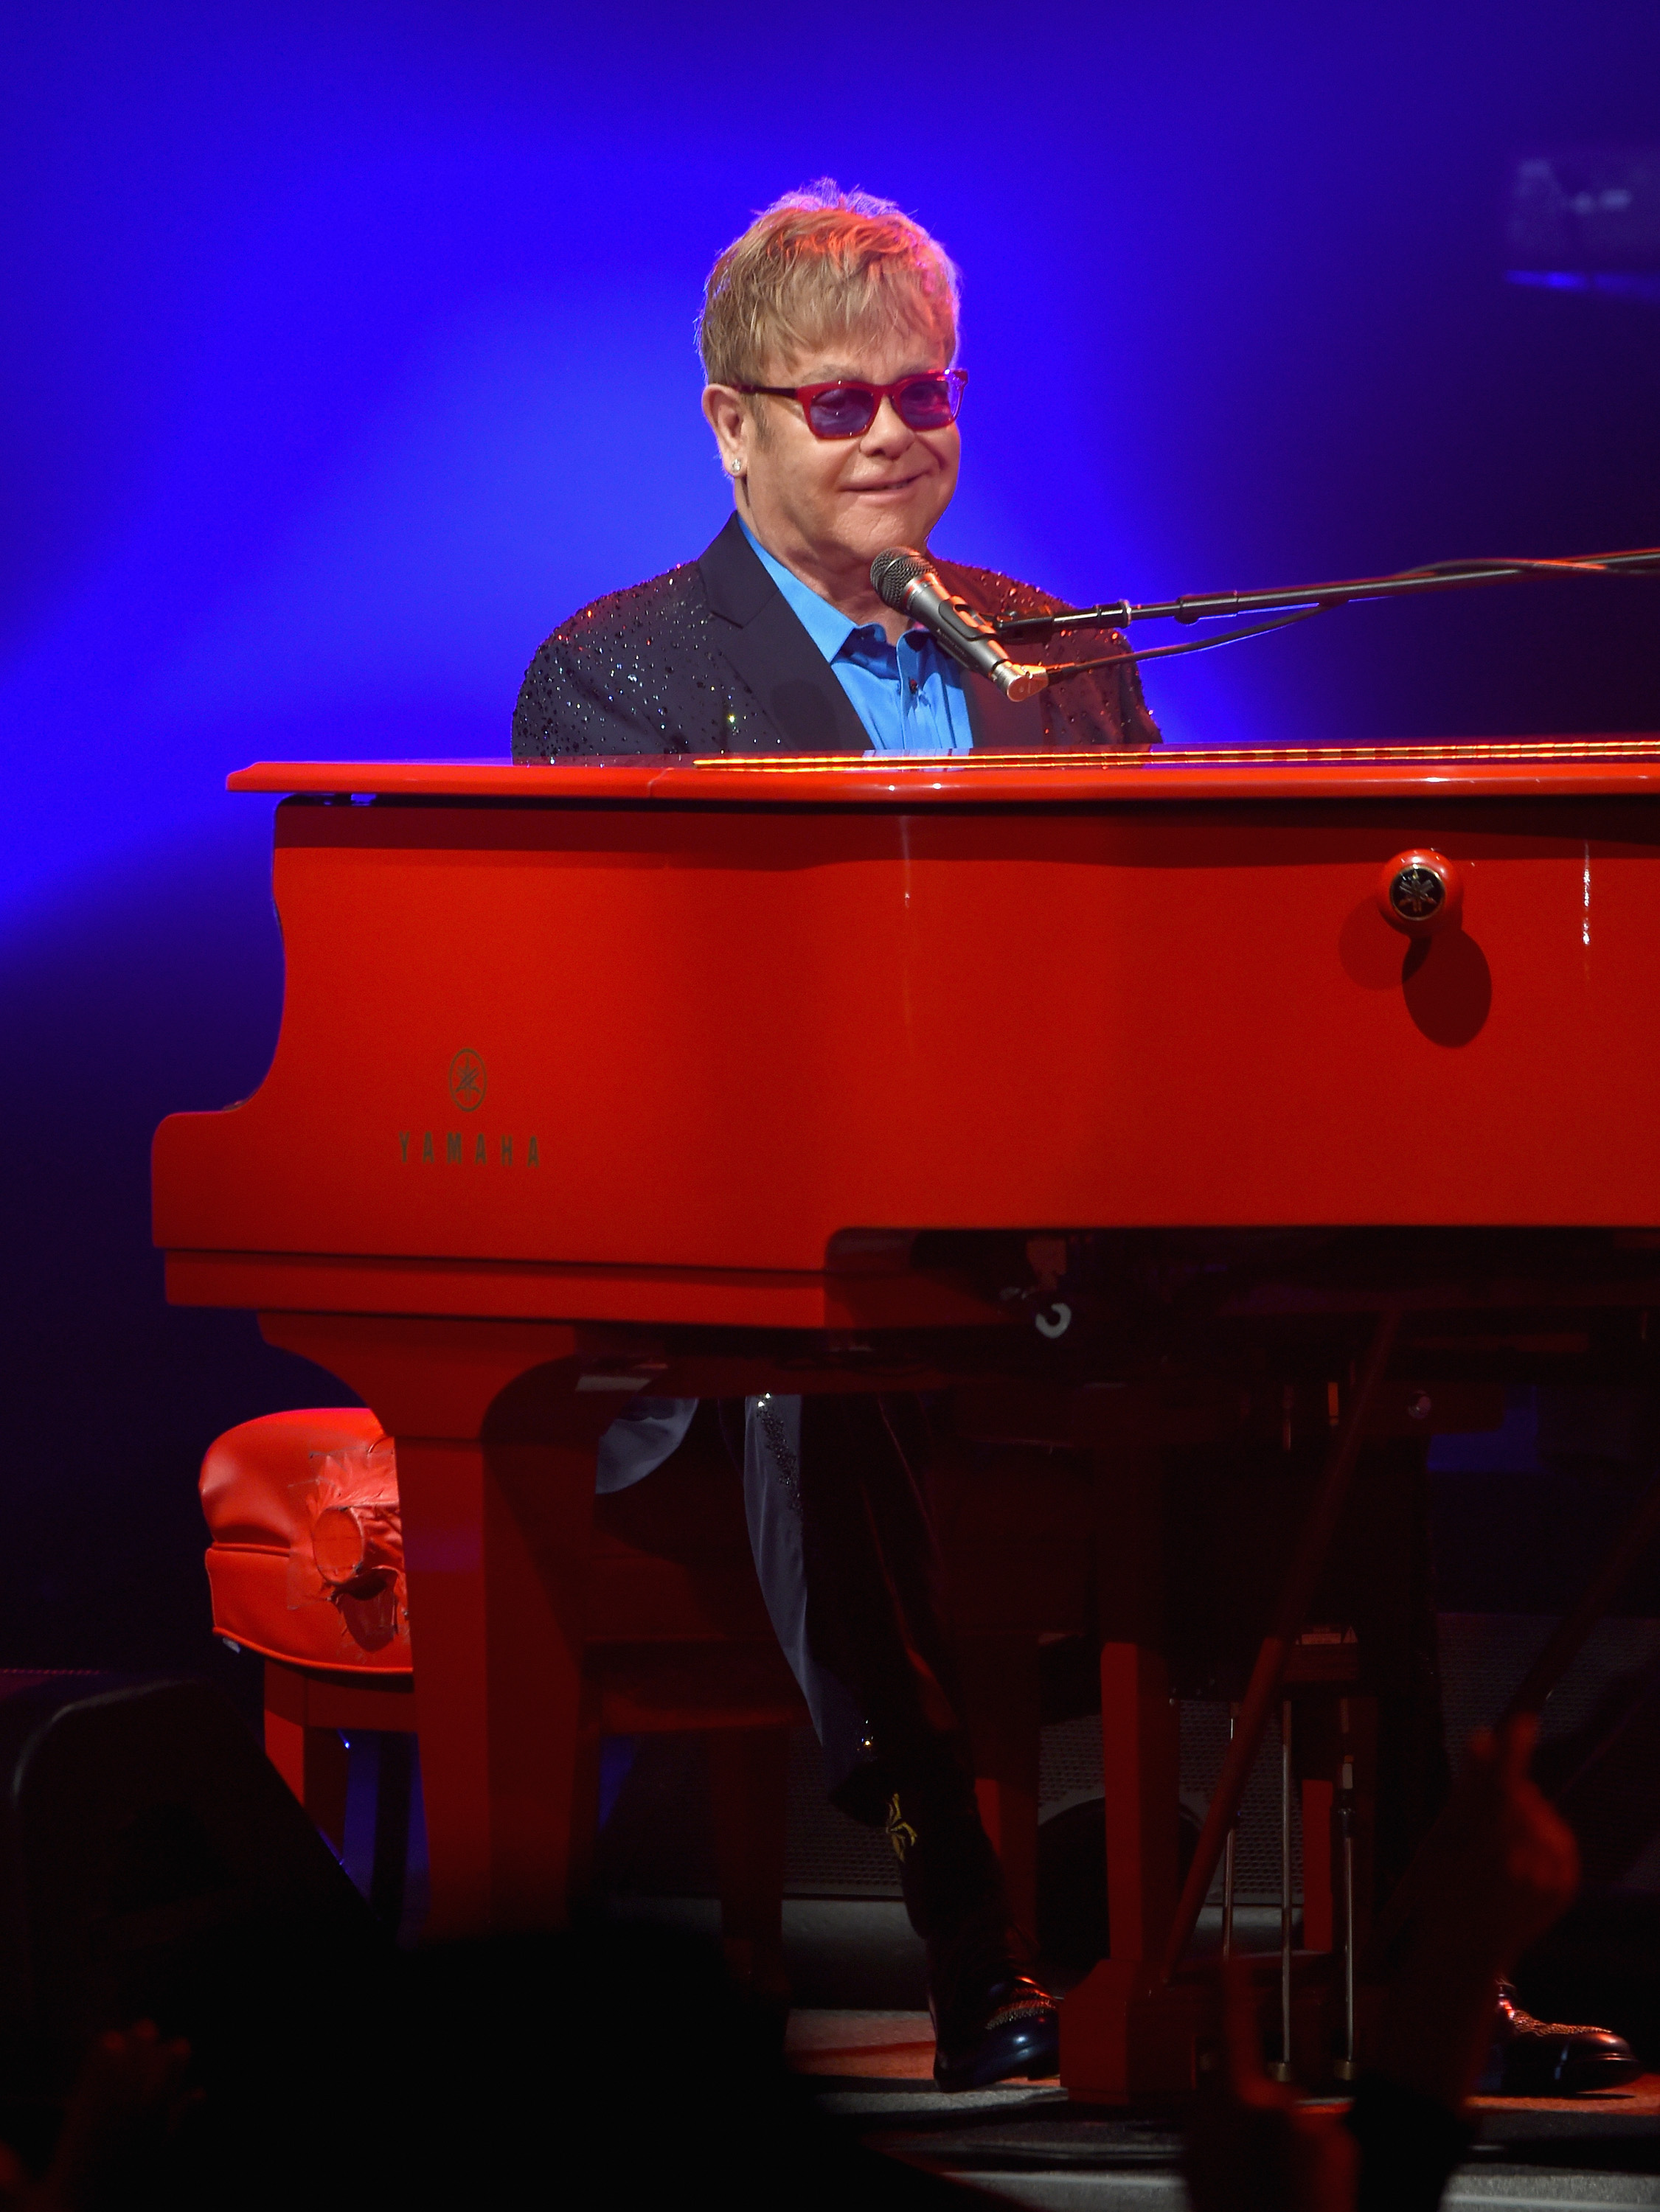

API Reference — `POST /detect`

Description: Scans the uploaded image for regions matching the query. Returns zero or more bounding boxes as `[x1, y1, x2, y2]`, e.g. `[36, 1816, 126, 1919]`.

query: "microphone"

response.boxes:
[870, 549, 1049, 703]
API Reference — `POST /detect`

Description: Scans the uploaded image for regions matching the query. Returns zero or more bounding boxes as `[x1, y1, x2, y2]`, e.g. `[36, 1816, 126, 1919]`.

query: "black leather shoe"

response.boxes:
[931, 1969, 1060, 2093]
[1478, 1983, 1641, 2096]
[877, 1779, 1061, 2093]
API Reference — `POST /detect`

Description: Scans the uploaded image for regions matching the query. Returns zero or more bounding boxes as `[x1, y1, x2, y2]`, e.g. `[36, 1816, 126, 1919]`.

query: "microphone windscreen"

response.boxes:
[870, 547, 931, 611]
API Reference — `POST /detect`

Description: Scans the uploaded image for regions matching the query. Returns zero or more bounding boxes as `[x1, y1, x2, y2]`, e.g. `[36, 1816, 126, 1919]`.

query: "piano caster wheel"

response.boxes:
[1377, 848, 1461, 935]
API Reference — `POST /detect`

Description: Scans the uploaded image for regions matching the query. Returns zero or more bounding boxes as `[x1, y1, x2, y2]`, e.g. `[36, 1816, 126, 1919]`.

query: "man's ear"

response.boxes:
[702, 383, 753, 473]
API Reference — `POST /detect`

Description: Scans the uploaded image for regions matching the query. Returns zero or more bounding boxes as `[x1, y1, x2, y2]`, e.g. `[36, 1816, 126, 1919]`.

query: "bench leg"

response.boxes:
[706, 1728, 790, 2006]
[263, 1661, 351, 1850]
[370, 1729, 415, 1931]
[959, 1635, 1041, 1941]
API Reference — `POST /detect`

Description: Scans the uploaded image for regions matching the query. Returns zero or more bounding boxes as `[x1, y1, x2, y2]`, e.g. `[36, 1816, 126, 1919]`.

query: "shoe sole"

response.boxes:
[1495, 2056, 1643, 2097]
[934, 2026, 1060, 2095]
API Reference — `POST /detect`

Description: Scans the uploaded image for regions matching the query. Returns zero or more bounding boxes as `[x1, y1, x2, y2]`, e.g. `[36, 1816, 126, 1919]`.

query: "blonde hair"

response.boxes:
[698, 181, 960, 387]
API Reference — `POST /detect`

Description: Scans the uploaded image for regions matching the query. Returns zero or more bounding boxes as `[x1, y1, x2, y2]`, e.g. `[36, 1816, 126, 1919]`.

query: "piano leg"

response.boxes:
[257, 1315, 613, 1936]
[1060, 1444, 1187, 2101]
[1094, 1444, 1179, 1966]
[396, 1432, 600, 1935]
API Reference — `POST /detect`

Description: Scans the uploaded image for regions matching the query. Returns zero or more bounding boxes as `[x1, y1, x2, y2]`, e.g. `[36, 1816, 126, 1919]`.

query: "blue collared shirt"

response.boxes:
[740, 521, 973, 754]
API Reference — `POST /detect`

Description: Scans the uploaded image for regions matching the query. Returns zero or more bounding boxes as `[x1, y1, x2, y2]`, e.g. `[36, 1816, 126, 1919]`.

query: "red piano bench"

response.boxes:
[198, 1406, 412, 1900]
[200, 1408, 807, 1984]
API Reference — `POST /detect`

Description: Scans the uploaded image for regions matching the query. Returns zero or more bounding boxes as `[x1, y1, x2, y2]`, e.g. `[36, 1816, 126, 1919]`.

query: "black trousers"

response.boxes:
[741, 1390, 979, 1820]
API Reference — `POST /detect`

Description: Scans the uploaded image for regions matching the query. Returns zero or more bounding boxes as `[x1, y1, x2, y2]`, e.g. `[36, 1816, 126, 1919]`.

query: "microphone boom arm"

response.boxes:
[991, 546, 1660, 644]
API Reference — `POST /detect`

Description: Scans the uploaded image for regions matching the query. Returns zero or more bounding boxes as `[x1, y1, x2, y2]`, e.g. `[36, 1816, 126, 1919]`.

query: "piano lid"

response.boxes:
[227, 740, 1660, 806]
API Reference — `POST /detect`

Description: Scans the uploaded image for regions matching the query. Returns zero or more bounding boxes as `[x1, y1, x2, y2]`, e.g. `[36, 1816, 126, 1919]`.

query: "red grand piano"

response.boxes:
[153, 741, 1660, 2093]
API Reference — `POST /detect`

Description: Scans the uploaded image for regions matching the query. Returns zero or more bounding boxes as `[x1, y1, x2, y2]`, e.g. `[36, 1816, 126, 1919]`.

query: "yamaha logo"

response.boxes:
[448, 1048, 487, 1113]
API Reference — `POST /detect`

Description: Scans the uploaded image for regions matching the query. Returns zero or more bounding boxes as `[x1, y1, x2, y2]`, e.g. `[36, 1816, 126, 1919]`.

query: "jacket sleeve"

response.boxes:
[511, 630, 691, 761]
[1041, 633, 1161, 748]
[937, 558, 1162, 747]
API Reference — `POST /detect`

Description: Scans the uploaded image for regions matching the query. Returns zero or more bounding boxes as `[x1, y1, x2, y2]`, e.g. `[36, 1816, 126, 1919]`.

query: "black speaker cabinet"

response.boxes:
[0, 1674, 381, 2089]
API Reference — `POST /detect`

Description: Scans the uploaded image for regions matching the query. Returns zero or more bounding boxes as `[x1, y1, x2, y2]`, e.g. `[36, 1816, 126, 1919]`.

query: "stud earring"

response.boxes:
[727, 457, 743, 476]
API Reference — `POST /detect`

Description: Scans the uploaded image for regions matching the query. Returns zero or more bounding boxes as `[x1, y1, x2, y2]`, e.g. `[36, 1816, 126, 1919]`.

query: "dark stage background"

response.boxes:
[3, 0, 1659, 1675]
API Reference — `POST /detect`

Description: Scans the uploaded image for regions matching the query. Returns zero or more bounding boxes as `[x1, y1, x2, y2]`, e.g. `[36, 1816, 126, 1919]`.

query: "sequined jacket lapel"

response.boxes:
[696, 515, 871, 756]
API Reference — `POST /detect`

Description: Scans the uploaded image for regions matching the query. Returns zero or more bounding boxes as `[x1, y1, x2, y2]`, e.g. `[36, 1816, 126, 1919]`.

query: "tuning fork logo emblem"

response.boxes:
[448, 1049, 487, 1113]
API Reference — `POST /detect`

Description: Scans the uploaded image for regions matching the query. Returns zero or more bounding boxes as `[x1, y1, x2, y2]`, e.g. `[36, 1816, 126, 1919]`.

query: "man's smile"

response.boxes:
[845, 470, 929, 497]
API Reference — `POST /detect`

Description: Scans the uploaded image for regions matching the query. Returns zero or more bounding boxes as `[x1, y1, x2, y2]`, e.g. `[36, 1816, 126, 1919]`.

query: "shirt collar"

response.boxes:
[739, 519, 880, 664]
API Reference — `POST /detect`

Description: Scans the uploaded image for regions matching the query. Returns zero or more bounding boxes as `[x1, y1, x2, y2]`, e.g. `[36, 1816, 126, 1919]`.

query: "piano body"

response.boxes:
[153, 742, 1660, 2090]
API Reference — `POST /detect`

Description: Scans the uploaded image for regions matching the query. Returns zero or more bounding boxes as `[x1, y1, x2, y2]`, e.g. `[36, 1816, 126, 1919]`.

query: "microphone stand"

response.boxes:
[990, 544, 1660, 684]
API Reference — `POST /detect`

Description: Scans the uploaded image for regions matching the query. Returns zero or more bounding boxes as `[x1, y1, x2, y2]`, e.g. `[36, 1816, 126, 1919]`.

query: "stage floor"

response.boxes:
[785, 2011, 1660, 2208]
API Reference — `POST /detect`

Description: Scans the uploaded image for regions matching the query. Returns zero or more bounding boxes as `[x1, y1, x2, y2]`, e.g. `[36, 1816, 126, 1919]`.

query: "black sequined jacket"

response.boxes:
[512, 512, 1160, 759]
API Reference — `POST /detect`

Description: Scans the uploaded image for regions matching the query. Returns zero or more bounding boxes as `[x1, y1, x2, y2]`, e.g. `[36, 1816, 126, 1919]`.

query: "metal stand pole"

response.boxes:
[1161, 1309, 1400, 1981]
[1221, 1703, 1238, 1960]
[1272, 1697, 1293, 2081]
[1334, 1696, 1358, 2082]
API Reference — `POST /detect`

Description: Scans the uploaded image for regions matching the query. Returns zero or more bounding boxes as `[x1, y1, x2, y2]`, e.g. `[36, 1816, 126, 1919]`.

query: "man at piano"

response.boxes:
[513, 181, 1159, 762]
[510, 183, 1160, 2092]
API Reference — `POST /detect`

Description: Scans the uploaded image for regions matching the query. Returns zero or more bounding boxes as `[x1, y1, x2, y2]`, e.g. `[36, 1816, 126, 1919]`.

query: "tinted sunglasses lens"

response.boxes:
[805, 385, 879, 437]
[894, 374, 959, 428]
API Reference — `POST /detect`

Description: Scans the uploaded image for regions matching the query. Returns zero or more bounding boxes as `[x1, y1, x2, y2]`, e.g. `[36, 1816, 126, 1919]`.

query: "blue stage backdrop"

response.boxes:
[2, 0, 1658, 1669]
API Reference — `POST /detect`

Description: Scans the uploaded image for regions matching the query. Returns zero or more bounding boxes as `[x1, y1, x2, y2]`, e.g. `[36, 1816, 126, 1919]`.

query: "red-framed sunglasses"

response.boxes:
[737, 368, 968, 440]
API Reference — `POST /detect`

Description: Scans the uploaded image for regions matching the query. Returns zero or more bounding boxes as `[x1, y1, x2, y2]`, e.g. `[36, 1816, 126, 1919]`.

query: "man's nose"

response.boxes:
[860, 396, 915, 451]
